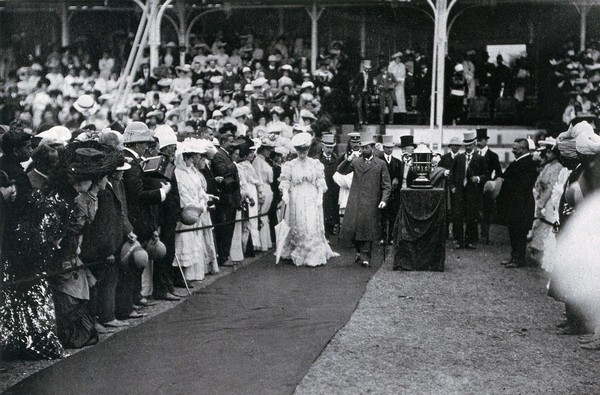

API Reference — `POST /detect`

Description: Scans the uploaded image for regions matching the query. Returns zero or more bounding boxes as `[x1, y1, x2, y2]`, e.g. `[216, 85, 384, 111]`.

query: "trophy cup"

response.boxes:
[410, 142, 433, 189]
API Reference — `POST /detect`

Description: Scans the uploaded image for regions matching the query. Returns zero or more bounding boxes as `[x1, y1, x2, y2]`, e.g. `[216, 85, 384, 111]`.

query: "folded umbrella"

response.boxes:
[274, 205, 290, 265]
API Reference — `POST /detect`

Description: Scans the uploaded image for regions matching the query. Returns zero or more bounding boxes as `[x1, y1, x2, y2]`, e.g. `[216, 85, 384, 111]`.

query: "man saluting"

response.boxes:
[338, 137, 391, 268]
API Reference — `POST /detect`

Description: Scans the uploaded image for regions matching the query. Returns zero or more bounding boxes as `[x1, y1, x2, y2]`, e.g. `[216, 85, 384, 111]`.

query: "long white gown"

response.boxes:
[253, 154, 273, 252]
[174, 164, 217, 280]
[279, 157, 339, 267]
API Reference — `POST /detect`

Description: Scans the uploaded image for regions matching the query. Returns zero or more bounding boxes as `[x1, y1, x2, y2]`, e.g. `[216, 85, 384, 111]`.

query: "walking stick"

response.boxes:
[175, 254, 192, 296]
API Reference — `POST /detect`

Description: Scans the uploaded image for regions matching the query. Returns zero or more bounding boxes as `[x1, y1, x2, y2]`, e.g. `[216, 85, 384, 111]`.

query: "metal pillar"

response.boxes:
[148, 0, 160, 72]
[306, 3, 324, 73]
[59, 0, 69, 47]
[579, 4, 590, 51]
[278, 8, 285, 36]
[360, 10, 366, 58]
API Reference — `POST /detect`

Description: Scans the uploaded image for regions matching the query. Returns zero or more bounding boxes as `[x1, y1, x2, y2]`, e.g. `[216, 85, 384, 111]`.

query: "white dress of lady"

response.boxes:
[279, 136, 339, 266]
[237, 160, 262, 251]
[174, 142, 217, 280]
[253, 151, 274, 251]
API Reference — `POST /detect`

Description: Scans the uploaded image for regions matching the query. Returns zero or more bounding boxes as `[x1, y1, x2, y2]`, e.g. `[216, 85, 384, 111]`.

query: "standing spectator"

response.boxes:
[337, 137, 391, 268]
[376, 63, 397, 125]
[253, 139, 274, 252]
[211, 131, 242, 266]
[446, 64, 466, 124]
[316, 133, 340, 238]
[448, 131, 488, 250]
[98, 51, 115, 81]
[388, 52, 407, 114]
[497, 138, 539, 268]
[352, 60, 373, 125]
[119, 122, 171, 318]
[380, 135, 403, 245]
[462, 52, 476, 99]
[476, 128, 502, 244]
[490, 54, 510, 102]
[151, 125, 182, 301]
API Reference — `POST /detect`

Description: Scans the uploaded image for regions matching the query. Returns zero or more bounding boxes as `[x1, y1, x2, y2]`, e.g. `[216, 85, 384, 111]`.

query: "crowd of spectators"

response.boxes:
[551, 39, 600, 128]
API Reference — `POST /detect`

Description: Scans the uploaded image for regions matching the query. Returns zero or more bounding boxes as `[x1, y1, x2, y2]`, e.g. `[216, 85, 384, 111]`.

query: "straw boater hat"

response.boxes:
[448, 136, 462, 146]
[359, 136, 376, 147]
[73, 94, 99, 116]
[157, 78, 172, 88]
[321, 134, 336, 146]
[382, 135, 396, 148]
[462, 130, 477, 145]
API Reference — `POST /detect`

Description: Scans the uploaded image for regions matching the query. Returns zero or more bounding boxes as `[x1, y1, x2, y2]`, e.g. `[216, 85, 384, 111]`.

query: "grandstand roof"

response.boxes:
[0, 0, 596, 8]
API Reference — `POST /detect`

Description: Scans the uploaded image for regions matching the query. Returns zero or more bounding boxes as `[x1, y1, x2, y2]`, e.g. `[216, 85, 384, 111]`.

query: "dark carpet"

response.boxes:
[5, 242, 382, 395]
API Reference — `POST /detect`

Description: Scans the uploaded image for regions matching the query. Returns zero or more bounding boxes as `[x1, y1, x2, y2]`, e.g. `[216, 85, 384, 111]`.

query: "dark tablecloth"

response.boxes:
[393, 188, 446, 271]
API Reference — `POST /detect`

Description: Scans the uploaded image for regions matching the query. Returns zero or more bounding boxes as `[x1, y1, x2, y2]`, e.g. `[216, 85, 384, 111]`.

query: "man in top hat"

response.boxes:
[399, 135, 418, 188]
[352, 60, 374, 125]
[376, 62, 397, 125]
[476, 128, 502, 244]
[448, 130, 488, 249]
[338, 137, 391, 267]
[380, 135, 403, 244]
[317, 133, 340, 237]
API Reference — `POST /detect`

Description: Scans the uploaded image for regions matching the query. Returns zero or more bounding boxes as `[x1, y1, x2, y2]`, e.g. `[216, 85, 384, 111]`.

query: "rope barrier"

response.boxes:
[0, 211, 272, 290]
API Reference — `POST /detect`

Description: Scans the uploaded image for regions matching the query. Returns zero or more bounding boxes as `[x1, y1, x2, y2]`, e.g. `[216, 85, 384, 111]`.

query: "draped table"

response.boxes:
[393, 188, 446, 271]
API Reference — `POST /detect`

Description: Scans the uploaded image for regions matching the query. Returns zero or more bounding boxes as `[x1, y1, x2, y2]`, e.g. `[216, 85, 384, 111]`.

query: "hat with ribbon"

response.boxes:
[73, 94, 99, 116]
[291, 132, 312, 149]
[321, 133, 336, 146]
[69, 147, 106, 175]
[123, 121, 155, 144]
[382, 135, 396, 148]
[462, 130, 477, 145]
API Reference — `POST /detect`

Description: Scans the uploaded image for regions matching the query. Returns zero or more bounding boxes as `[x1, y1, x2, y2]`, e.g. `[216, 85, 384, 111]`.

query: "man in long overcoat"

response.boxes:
[338, 138, 391, 267]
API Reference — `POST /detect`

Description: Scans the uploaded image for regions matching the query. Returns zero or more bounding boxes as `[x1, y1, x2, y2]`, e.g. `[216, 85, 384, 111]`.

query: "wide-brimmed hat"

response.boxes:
[37, 126, 72, 143]
[391, 52, 403, 59]
[120, 240, 148, 269]
[176, 64, 192, 73]
[280, 64, 293, 72]
[252, 77, 268, 87]
[145, 109, 164, 119]
[146, 238, 166, 260]
[483, 178, 504, 200]
[301, 81, 315, 90]
[123, 121, 155, 144]
[300, 109, 316, 120]
[157, 78, 172, 87]
[382, 135, 396, 148]
[291, 132, 312, 149]
[538, 137, 557, 148]
[73, 94, 99, 115]
[132, 92, 146, 101]
[209, 76, 223, 84]
[260, 137, 276, 148]
[219, 102, 235, 113]
[69, 147, 106, 175]
[154, 124, 178, 149]
[400, 135, 417, 148]
[231, 106, 250, 119]
[463, 130, 477, 144]
[321, 133, 336, 146]
[268, 54, 278, 62]
[448, 136, 462, 146]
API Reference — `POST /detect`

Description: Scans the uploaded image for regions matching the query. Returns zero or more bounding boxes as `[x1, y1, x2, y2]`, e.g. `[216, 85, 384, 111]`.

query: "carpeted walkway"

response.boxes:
[5, 242, 382, 395]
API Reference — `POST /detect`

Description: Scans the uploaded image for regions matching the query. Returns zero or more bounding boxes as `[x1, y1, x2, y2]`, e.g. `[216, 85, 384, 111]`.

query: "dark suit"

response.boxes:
[479, 147, 503, 242]
[376, 71, 397, 124]
[317, 152, 340, 236]
[497, 153, 538, 264]
[438, 151, 457, 235]
[448, 152, 488, 246]
[211, 147, 242, 264]
[353, 70, 374, 124]
[381, 154, 403, 243]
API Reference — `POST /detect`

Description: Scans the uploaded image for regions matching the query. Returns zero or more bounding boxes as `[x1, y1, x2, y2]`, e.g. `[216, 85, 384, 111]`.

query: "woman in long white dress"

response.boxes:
[279, 132, 339, 267]
[253, 142, 274, 252]
[196, 139, 219, 275]
[236, 140, 262, 253]
[174, 139, 213, 281]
